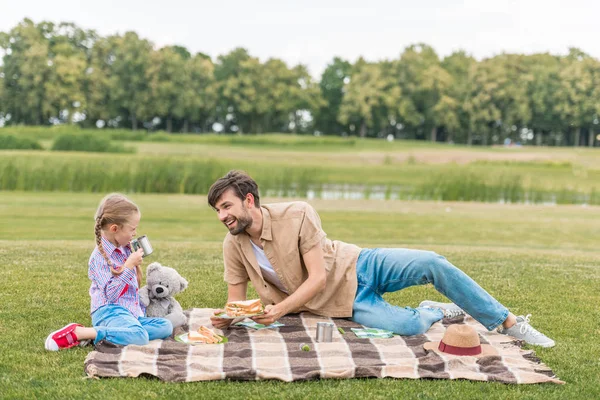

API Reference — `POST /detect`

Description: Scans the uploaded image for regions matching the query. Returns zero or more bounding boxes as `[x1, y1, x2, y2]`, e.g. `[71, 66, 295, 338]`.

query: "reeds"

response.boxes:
[1, 153, 596, 205]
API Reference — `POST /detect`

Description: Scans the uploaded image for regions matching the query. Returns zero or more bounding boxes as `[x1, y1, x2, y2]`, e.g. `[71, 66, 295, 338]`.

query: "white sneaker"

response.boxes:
[419, 300, 466, 318]
[497, 314, 555, 348]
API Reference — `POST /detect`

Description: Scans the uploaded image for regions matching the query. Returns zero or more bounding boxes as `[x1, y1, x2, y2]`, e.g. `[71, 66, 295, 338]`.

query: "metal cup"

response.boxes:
[316, 322, 334, 342]
[131, 235, 153, 257]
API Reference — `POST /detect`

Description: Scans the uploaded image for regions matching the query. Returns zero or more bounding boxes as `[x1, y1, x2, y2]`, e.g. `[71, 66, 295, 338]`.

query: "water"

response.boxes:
[265, 183, 596, 206]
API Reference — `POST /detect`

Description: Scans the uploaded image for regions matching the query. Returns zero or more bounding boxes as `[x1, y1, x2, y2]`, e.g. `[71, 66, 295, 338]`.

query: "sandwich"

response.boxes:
[225, 299, 264, 317]
[188, 326, 222, 344]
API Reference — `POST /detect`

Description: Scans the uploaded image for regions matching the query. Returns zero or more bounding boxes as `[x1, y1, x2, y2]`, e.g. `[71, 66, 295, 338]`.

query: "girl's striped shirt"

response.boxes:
[88, 236, 144, 318]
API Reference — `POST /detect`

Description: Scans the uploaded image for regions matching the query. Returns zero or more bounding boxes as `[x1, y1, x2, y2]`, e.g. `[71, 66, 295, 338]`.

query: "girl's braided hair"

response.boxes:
[94, 193, 140, 283]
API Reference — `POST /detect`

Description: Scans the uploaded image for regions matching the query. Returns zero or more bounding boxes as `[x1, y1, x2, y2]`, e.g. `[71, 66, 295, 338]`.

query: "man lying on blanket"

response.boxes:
[208, 170, 554, 347]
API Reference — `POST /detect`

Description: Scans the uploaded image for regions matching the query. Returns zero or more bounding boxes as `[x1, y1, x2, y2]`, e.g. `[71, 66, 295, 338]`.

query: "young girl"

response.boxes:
[45, 193, 173, 350]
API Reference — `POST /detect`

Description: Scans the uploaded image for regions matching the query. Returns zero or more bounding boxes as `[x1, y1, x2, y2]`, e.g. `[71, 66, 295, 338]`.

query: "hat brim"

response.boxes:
[423, 341, 498, 357]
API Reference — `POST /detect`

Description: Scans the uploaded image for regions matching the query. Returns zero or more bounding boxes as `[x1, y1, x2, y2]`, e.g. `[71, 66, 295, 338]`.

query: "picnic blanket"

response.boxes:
[84, 308, 563, 384]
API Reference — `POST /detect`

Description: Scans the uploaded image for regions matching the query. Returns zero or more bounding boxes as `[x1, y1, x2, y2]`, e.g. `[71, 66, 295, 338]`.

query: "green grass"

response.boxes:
[1, 192, 599, 399]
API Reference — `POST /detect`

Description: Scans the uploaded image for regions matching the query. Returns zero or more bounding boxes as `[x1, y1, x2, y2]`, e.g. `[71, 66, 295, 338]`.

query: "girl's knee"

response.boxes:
[128, 327, 150, 345]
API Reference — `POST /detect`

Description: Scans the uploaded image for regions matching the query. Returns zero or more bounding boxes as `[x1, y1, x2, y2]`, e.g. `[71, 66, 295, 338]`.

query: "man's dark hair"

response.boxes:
[208, 170, 260, 209]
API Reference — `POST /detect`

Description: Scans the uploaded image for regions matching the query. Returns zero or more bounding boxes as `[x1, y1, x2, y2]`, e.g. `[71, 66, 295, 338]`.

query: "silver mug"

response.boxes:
[131, 235, 153, 257]
[316, 322, 334, 342]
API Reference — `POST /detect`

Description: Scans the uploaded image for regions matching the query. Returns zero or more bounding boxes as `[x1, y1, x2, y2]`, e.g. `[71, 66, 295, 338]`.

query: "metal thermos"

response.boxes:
[131, 235, 153, 257]
[316, 322, 334, 342]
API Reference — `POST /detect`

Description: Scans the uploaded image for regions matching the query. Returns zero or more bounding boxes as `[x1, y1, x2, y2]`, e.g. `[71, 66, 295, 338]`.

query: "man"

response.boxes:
[209, 170, 554, 347]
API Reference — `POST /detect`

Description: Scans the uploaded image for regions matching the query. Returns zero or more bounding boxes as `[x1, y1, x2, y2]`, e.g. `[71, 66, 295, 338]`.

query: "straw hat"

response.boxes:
[424, 324, 497, 357]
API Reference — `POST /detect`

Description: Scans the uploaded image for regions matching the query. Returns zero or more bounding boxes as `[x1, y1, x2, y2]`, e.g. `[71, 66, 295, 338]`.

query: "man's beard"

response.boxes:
[227, 213, 252, 235]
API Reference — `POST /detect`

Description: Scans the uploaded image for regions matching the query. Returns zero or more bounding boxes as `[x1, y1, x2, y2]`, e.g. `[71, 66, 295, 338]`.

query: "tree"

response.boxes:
[0, 19, 52, 125]
[214, 48, 254, 132]
[441, 51, 476, 143]
[314, 57, 352, 135]
[0, 64, 5, 119]
[148, 46, 189, 132]
[44, 23, 92, 124]
[287, 64, 324, 133]
[215, 50, 322, 134]
[259, 59, 323, 133]
[109, 32, 153, 130]
[465, 55, 530, 145]
[395, 44, 442, 140]
[522, 53, 562, 145]
[183, 54, 216, 132]
[555, 49, 600, 146]
[338, 61, 403, 137]
[420, 64, 454, 141]
[85, 36, 115, 125]
[219, 54, 265, 133]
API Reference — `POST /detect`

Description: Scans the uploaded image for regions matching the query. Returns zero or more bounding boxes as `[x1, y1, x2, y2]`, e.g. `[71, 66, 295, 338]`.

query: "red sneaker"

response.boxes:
[45, 323, 83, 351]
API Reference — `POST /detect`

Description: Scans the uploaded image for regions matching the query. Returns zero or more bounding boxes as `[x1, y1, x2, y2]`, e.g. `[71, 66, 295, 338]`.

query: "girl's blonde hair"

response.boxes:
[94, 193, 140, 283]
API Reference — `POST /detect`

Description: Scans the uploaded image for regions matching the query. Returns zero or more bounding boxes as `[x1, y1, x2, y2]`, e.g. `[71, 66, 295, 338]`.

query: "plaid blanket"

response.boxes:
[84, 308, 563, 384]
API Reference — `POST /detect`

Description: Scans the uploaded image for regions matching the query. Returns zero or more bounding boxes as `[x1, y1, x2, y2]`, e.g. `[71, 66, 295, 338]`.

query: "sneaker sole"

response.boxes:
[44, 322, 78, 351]
[534, 341, 556, 348]
[497, 329, 556, 348]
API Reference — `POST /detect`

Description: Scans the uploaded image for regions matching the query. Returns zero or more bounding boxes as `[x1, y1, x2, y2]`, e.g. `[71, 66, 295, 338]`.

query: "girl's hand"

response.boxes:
[124, 248, 144, 269]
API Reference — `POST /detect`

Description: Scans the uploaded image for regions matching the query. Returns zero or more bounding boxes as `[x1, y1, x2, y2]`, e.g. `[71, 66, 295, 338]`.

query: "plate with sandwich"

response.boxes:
[175, 326, 228, 345]
[215, 299, 265, 319]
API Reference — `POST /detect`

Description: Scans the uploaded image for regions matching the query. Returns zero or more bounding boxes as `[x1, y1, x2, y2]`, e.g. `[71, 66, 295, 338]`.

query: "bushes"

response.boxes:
[0, 131, 134, 153]
[51, 133, 135, 153]
[0, 135, 43, 150]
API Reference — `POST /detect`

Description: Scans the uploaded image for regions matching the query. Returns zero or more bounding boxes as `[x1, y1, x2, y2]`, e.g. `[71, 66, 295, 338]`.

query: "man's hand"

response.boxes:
[210, 309, 234, 329]
[251, 304, 285, 326]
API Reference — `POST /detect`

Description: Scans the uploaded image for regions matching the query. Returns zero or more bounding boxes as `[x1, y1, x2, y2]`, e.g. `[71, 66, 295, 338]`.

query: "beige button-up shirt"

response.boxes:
[222, 201, 362, 317]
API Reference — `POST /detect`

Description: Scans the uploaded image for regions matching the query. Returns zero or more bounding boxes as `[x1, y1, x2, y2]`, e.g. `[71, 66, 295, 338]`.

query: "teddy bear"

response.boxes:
[139, 262, 189, 328]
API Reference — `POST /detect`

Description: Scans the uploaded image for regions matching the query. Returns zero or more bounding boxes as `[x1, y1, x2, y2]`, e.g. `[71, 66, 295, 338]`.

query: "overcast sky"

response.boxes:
[1, 0, 598, 77]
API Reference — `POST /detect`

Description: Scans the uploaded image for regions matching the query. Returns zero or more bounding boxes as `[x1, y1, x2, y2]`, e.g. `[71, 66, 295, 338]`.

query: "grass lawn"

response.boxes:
[1, 192, 599, 399]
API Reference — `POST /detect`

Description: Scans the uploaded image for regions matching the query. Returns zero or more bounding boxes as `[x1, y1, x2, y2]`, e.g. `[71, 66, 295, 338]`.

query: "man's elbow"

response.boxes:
[315, 272, 327, 292]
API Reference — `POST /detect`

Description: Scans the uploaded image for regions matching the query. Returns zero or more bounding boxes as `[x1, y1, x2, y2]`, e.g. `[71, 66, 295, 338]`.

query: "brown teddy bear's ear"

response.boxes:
[180, 276, 189, 291]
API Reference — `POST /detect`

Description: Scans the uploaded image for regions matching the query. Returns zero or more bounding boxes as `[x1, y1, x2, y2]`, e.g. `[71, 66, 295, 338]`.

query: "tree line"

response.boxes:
[1, 18, 599, 146]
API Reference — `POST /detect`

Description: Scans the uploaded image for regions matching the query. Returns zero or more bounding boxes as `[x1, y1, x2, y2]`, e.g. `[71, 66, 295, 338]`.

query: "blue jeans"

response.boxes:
[91, 305, 173, 346]
[352, 248, 509, 335]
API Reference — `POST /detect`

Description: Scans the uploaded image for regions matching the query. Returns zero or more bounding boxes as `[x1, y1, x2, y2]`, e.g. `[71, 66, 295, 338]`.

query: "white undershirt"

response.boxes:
[250, 241, 289, 294]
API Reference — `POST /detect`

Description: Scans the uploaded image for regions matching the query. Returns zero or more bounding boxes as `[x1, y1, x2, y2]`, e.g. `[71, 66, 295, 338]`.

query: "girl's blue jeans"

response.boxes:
[91, 304, 173, 346]
[352, 248, 509, 335]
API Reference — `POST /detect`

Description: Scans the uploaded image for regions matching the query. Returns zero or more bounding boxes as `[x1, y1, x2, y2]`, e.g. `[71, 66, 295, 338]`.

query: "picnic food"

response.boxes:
[188, 326, 223, 344]
[300, 343, 310, 351]
[225, 299, 264, 317]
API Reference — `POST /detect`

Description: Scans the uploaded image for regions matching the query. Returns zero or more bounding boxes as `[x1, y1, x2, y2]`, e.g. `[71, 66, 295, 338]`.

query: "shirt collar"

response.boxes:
[259, 206, 272, 241]
[100, 236, 127, 256]
[233, 206, 272, 243]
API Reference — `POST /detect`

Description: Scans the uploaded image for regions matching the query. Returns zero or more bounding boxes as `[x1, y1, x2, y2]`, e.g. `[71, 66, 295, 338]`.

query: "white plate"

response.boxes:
[213, 311, 264, 320]
[175, 332, 227, 345]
